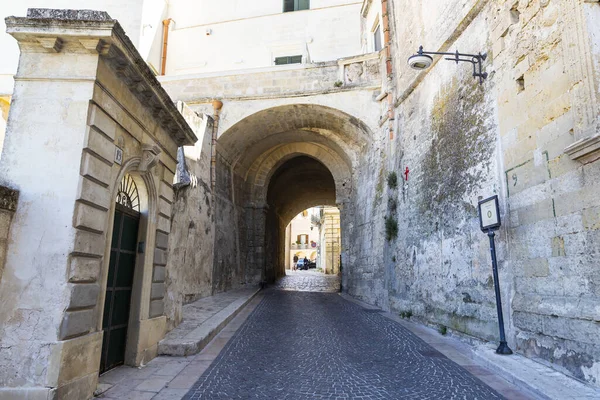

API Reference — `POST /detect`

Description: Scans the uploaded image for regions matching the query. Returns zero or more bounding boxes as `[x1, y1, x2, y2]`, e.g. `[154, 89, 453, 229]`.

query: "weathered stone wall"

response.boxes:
[0, 10, 196, 398]
[344, 0, 600, 387]
[490, 0, 600, 385]
[160, 54, 380, 104]
[212, 155, 246, 292]
[164, 104, 215, 330]
[160, 58, 382, 296]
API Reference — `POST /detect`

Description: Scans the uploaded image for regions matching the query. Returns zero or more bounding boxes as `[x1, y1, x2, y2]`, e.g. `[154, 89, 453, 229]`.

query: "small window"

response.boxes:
[374, 24, 382, 52]
[297, 234, 308, 244]
[275, 55, 303, 65]
[284, 0, 310, 12]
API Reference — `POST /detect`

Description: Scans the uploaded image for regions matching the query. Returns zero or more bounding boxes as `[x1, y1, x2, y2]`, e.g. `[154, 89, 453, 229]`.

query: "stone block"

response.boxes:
[73, 202, 107, 233]
[80, 152, 112, 187]
[0, 388, 54, 400]
[162, 167, 175, 185]
[88, 104, 117, 140]
[492, 37, 505, 58]
[86, 127, 116, 163]
[55, 373, 98, 400]
[68, 256, 101, 282]
[151, 283, 165, 300]
[582, 206, 600, 230]
[157, 215, 170, 234]
[155, 231, 169, 250]
[153, 266, 166, 282]
[67, 283, 100, 309]
[149, 299, 164, 318]
[0, 241, 7, 282]
[159, 181, 174, 203]
[73, 229, 105, 257]
[0, 210, 13, 239]
[551, 236, 566, 257]
[77, 176, 111, 210]
[47, 331, 103, 388]
[154, 248, 167, 266]
[515, 199, 555, 226]
[158, 197, 171, 218]
[130, 316, 166, 365]
[515, 258, 549, 277]
[60, 309, 94, 339]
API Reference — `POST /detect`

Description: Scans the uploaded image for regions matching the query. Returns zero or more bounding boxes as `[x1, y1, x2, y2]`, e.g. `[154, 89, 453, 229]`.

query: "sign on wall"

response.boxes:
[478, 195, 501, 232]
[114, 147, 123, 165]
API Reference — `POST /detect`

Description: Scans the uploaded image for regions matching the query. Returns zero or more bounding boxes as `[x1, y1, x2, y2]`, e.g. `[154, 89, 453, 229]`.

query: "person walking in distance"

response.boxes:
[293, 254, 298, 271]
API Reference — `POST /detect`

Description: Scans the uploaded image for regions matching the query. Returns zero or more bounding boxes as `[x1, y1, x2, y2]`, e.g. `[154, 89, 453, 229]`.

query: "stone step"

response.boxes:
[472, 344, 600, 400]
[158, 286, 261, 357]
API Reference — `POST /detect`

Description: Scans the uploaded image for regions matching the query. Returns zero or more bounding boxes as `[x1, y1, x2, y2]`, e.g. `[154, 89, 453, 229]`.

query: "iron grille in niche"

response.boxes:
[116, 174, 140, 212]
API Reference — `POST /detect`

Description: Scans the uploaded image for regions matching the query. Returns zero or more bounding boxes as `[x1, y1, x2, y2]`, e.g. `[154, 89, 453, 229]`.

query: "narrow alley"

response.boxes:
[97, 272, 544, 400]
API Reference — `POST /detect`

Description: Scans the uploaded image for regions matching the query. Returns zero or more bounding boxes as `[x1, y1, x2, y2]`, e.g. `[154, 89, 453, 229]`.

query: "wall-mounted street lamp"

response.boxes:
[408, 45, 488, 84]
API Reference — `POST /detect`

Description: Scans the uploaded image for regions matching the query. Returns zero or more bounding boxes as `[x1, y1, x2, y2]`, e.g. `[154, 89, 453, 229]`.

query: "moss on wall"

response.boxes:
[419, 77, 495, 233]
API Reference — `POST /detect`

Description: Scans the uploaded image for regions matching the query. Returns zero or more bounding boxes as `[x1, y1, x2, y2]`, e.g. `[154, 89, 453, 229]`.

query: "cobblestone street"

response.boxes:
[271, 270, 341, 292]
[184, 290, 508, 400]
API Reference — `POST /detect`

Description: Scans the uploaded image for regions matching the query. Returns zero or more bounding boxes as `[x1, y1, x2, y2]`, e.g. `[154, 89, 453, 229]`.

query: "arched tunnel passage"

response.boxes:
[264, 156, 337, 282]
[211, 104, 373, 291]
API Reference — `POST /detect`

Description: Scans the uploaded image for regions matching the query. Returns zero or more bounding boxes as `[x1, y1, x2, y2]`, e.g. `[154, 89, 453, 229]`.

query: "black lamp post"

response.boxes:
[408, 45, 488, 84]
[478, 195, 513, 355]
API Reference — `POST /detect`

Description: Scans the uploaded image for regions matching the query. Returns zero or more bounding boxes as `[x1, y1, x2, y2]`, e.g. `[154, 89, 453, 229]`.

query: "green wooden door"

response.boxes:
[100, 204, 140, 373]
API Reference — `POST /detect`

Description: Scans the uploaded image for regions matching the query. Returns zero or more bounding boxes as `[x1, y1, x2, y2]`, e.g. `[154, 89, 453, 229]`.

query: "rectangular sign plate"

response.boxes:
[114, 147, 123, 165]
[479, 195, 501, 231]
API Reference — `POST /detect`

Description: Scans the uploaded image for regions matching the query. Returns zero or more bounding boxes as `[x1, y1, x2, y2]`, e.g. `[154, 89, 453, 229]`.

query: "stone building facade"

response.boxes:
[0, 9, 196, 398]
[0, 0, 599, 398]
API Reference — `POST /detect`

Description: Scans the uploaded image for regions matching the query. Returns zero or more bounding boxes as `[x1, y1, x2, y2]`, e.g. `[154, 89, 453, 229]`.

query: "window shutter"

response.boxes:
[290, 55, 302, 64]
[298, 0, 310, 10]
[283, 0, 294, 12]
[374, 25, 382, 52]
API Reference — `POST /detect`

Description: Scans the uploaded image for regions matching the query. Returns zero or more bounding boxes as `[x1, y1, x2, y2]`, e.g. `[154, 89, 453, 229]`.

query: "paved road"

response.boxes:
[184, 290, 503, 399]
[272, 270, 341, 292]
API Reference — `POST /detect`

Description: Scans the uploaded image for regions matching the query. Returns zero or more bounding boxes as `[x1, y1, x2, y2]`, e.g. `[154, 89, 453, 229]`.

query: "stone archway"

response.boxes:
[212, 103, 371, 289]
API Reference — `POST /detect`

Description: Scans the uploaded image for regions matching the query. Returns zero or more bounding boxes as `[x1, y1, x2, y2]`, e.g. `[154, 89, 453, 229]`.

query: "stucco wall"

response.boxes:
[165, 0, 363, 75]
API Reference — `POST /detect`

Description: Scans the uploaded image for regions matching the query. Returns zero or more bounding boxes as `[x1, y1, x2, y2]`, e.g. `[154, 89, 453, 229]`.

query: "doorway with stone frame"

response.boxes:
[100, 174, 142, 373]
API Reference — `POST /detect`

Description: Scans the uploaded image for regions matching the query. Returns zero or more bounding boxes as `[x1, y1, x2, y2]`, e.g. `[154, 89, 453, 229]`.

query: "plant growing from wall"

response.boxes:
[334, 80, 343, 87]
[387, 171, 398, 189]
[384, 216, 398, 241]
[388, 198, 397, 213]
[438, 325, 447, 335]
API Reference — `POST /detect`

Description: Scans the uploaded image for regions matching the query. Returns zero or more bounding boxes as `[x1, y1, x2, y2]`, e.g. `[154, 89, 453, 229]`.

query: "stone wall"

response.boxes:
[160, 53, 381, 104]
[344, 0, 600, 387]
[163, 104, 215, 330]
[0, 9, 196, 398]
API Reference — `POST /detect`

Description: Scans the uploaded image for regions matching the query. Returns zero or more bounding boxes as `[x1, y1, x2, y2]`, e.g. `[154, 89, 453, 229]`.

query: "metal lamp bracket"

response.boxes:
[416, 45, 488, 84]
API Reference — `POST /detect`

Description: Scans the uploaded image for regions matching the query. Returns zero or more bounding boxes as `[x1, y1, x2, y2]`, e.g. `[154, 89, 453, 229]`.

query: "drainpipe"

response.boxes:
[211, 100, 223, 191]
[161, 18, 173, 75]
[381, 0, 394, 139]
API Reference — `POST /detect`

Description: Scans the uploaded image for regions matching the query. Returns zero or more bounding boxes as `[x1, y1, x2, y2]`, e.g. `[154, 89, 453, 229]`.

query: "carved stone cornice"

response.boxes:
[139, 144, 162, 172]
[361, 0, 373, 17]
[4, 8, 198, 147]
[564, 132, 600, 164]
